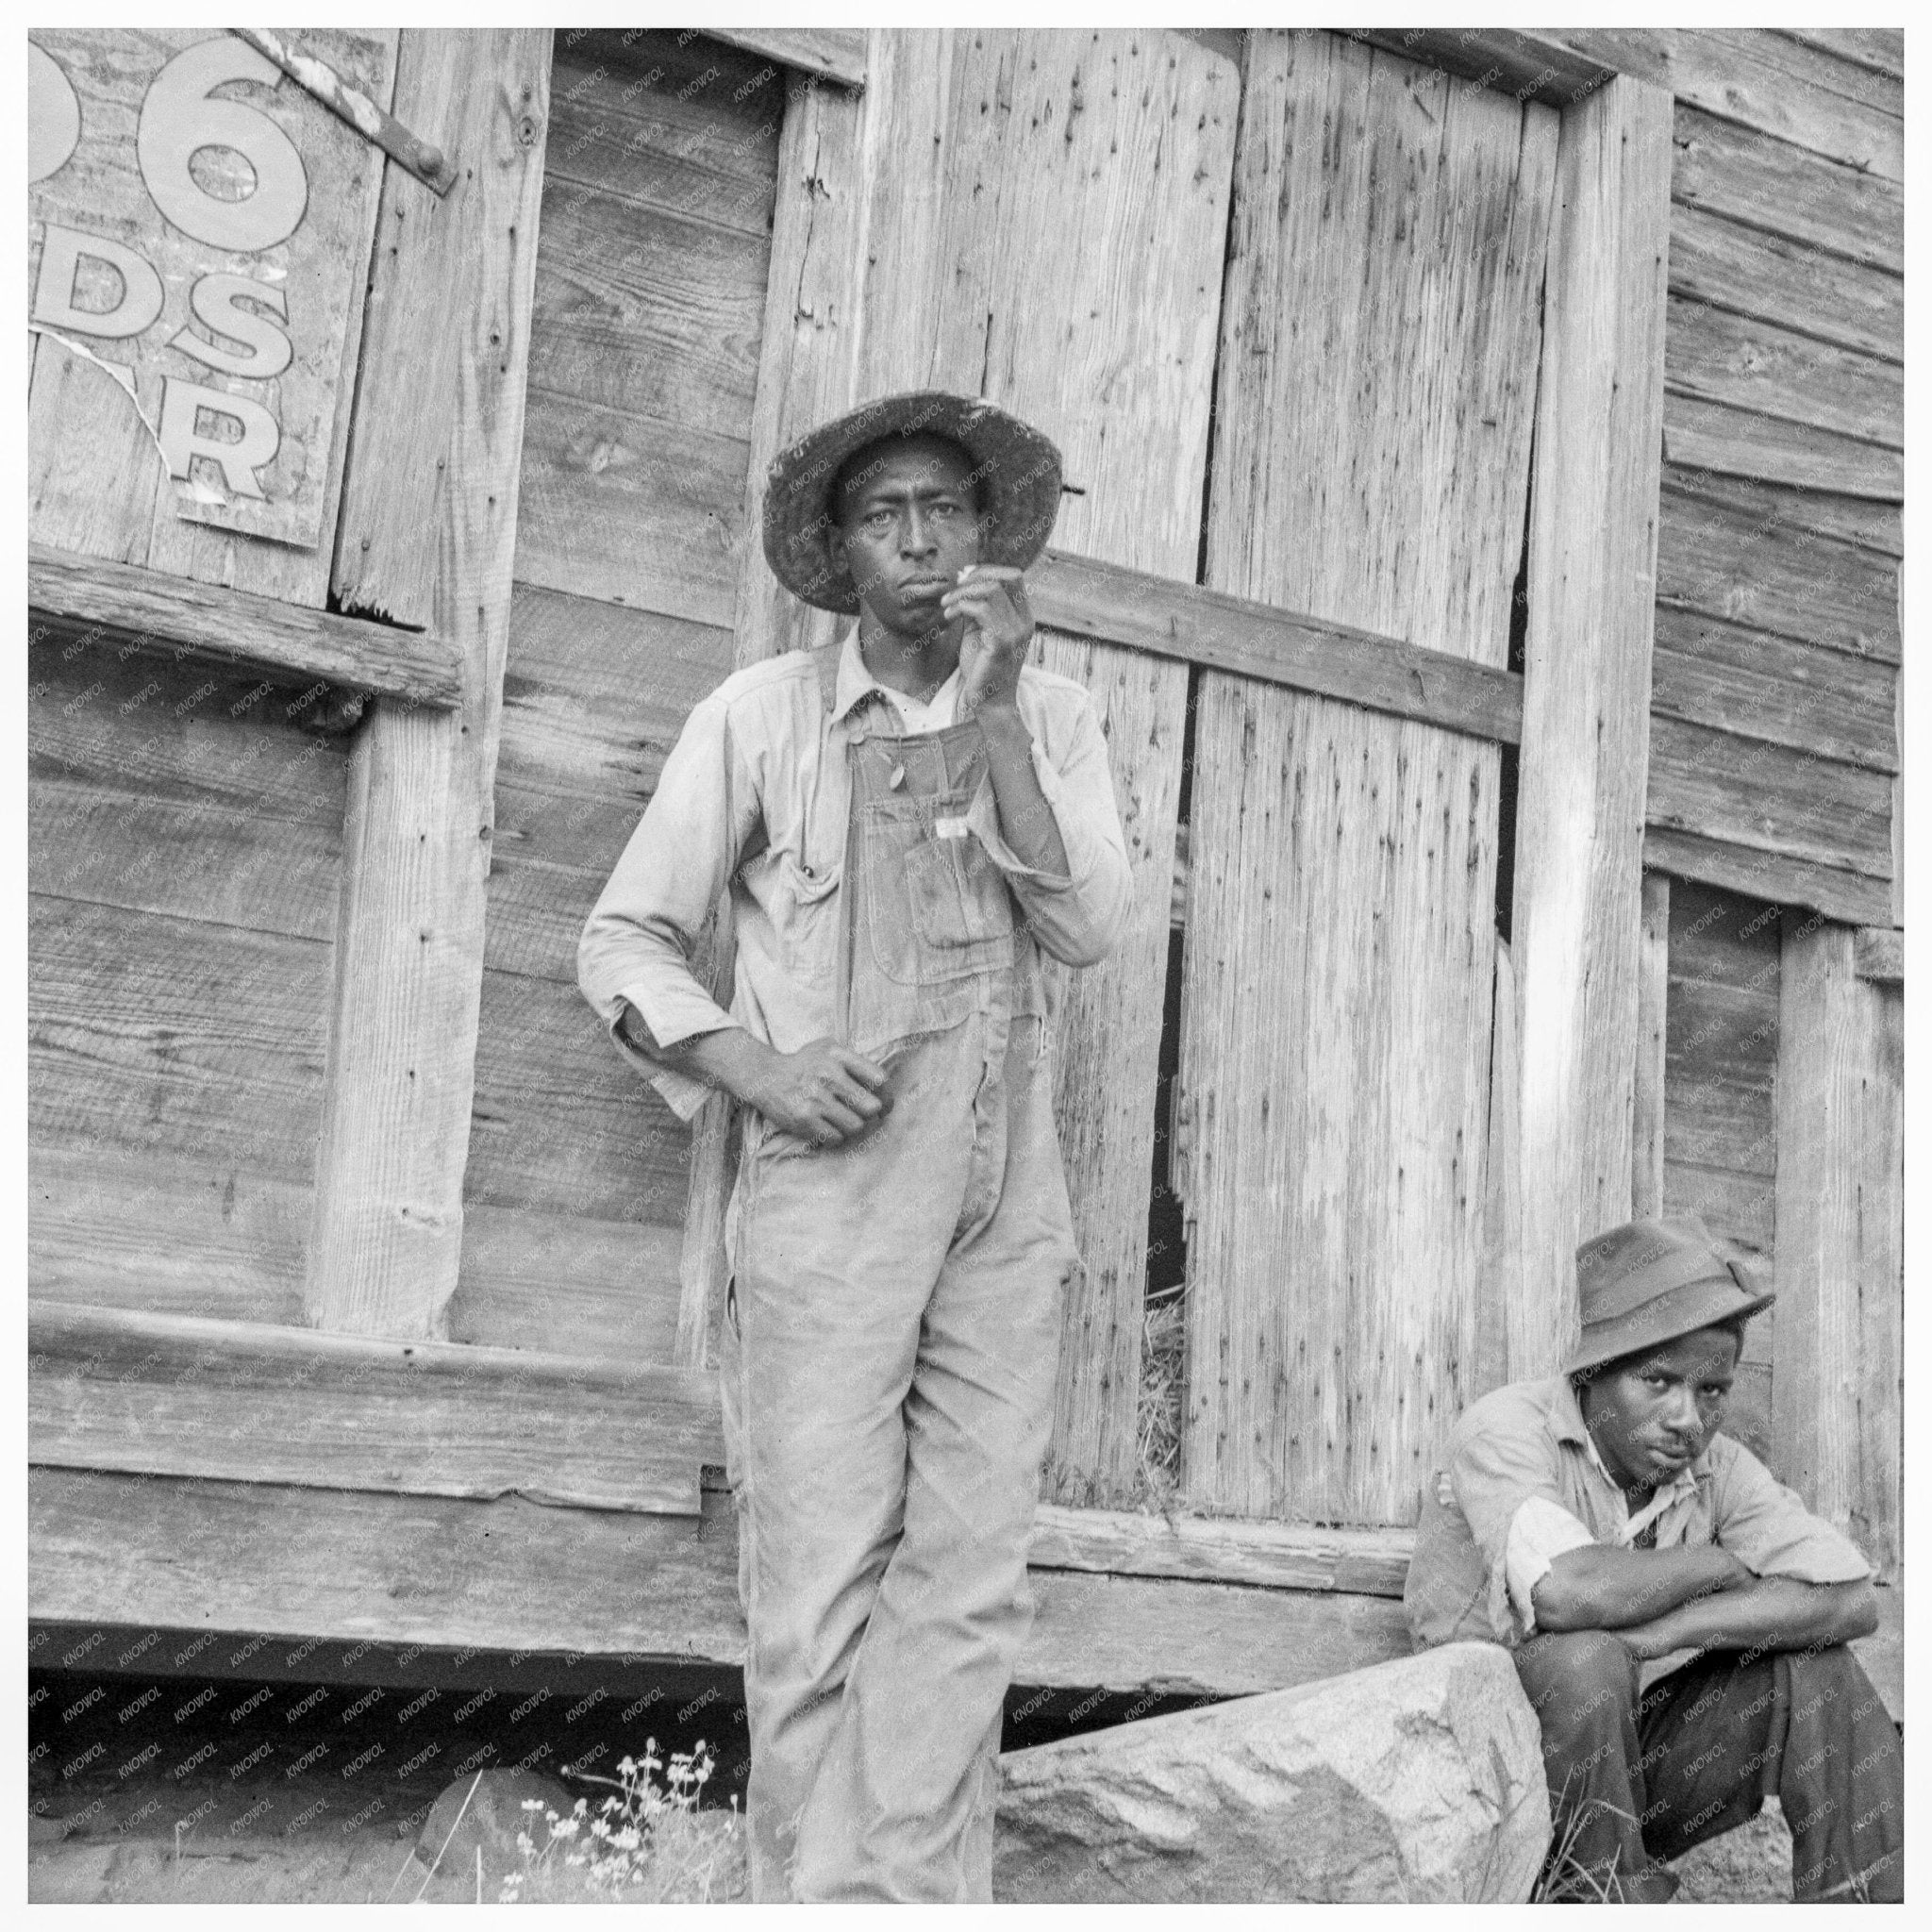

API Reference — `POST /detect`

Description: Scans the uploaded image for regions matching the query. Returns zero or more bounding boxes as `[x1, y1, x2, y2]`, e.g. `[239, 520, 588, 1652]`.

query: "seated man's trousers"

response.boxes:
[1514, 1628, 1904, 1901]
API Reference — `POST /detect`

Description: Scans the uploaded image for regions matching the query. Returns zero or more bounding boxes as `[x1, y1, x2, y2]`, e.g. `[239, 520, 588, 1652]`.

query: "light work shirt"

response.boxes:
[1405, 1374, 1872, 1650]
[577, 630, 1133, 1119]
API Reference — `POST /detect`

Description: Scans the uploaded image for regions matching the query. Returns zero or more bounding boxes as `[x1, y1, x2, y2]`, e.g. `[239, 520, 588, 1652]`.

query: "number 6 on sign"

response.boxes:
[137, 37, 308, 253]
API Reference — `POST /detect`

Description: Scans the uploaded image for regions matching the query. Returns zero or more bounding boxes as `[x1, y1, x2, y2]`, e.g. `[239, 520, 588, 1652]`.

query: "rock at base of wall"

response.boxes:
[992, 1641, 1549, 1903]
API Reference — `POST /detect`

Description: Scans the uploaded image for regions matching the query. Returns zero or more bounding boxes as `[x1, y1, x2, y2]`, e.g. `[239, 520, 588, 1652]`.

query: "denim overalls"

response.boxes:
[719, 641, 1080, 1901]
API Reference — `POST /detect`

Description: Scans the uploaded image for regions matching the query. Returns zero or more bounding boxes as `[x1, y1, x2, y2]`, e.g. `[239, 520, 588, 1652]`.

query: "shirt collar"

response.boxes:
[831, 628, 959, 726]
[1546, 1374, 1707, 1507]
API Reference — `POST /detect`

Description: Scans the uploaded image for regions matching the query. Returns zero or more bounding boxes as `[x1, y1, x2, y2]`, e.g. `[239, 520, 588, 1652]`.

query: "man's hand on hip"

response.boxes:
[741, 1038, 892, 1146]
[630, 1011, 891, 1145]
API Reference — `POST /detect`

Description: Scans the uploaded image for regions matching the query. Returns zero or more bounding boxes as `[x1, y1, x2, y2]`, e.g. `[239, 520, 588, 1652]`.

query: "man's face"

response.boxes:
[827, 436, 984, 633]
[1580, 1325, 1740, 1491]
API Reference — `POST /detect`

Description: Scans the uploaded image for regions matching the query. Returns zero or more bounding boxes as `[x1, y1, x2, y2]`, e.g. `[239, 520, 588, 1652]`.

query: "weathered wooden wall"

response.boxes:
[27, 22, 1906, 1679]
[1350, 26, 1903, 928]
[28, 640, 347, 1323]
[447, 30, 782, 1360]
[1658, 876, 1781, 1458]
[1180, 33, 1557, 1523]
[27, 28, 395, 1328]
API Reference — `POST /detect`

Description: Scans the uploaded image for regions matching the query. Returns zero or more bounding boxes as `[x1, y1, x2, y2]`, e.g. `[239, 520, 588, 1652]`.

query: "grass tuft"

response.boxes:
[1132, 1289, 1186, 1511]
[498, 1740, 741, 1904]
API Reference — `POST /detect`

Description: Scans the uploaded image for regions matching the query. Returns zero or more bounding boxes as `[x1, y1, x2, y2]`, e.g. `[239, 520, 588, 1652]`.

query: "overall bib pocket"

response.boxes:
[862, 796, 1014, 987]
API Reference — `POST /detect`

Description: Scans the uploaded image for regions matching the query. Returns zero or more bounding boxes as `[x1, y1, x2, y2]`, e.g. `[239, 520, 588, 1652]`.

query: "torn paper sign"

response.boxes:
[27, 27, 392, 551]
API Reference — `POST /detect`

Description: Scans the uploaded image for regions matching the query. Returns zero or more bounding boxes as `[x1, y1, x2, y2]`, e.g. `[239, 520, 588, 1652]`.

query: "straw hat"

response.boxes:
[760, 391, 1065, 615]
[1565, 1216, 1774, 1376]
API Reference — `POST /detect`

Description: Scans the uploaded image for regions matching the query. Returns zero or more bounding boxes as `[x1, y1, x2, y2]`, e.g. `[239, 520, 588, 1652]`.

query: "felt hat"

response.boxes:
[760, 391, 1065, 615]
[1565, 1216, 1774, 1376]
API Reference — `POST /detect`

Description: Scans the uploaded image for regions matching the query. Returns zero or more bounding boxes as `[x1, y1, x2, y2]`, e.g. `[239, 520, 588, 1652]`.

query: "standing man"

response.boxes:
[578, 392, 1132, 1901]
[1404, 1218, 1904, 1902]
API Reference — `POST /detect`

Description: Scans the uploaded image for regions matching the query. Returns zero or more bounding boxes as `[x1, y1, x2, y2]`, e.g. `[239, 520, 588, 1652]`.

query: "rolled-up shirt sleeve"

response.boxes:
[1450, 1424, 1579, 1641]
[577, 692, 759, 1120]
[1505, 1496, 1600, 1635]
[1710, 1441, 1873, 1584]
[966, 691, 1132, 969]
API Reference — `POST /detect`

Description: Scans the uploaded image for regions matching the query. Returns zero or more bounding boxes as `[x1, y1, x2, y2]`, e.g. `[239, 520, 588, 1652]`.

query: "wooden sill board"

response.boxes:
[27, 1468, 1902, 1718]
[28, 545, 462, 709]
[28, 1300, 719, 1517]
[1029, 1503, 1414, 1599]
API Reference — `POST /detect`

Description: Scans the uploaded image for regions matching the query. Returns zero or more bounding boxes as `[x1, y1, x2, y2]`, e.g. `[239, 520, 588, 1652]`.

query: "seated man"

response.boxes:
[1404, 1217, 1903, 1902]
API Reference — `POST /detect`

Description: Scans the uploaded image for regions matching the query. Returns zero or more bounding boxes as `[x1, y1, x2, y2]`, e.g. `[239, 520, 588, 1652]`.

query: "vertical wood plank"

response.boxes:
[1477, 938, 1523, 1400]
[1774, 919, 1901, 1578]
[675, 67, 872, 1367]
[1631, 871, 1672, 1218]
[1509, 75, 1674, 1380]
[304, 30, 553, 1337]
[1183, 35, 1557, 1523]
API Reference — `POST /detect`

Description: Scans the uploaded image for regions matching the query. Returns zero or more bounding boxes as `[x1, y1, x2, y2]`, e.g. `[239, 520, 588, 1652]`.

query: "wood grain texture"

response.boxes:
[1774, 921, 1901, 1578]
[1852, 926, 1902, 984]
[1656, 483, 1899, 661]
[1510, 75, 1673, 1381]
[1185, 34, 1553, 1520]
[308, 31, 553, 1339]
[1475, 939, 1523, 1402]
[30, 546, 461, 707]
[1632, 874, 1673, 1218]
[853, 30, 1237, 1505]
[1028, 1505, 1413, 1599]
[464, 968, 692, 1224]
[1666, 300, 1900, 450]
[1347, 28, 1612, 107]
[1027, 549, 1524, 745]
[1775, 29, 1903, 79]
[449, 1204, 683, 1360]
[29, 894, 331, 1183]
[705, 26, 865, 90]
[1546, 28, 1902, 180]
[514, 391, 749, 626]
[1661, 877, 1779, 1288]
[511, 42, 778, 623]
[29, 1144, 308, 1327]
[28, 1301, 722, 1515]
[1701, 26, 1901, 117]
[25, 1469, 1414, 1699]
[1650, 610, 1897, 775]
[1646, 714, 1893, 881]
[1643, 824, 1893, 928]
[28, 631, 346, 1322]
[1662, 391, 1901, 501]
[524, 179, 772, 435]
[1667, 203, 1901, 364]
[1670, 104, 1900, 275]
[28, 635, 349, 941]
[1660, 460, 1900, 558]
